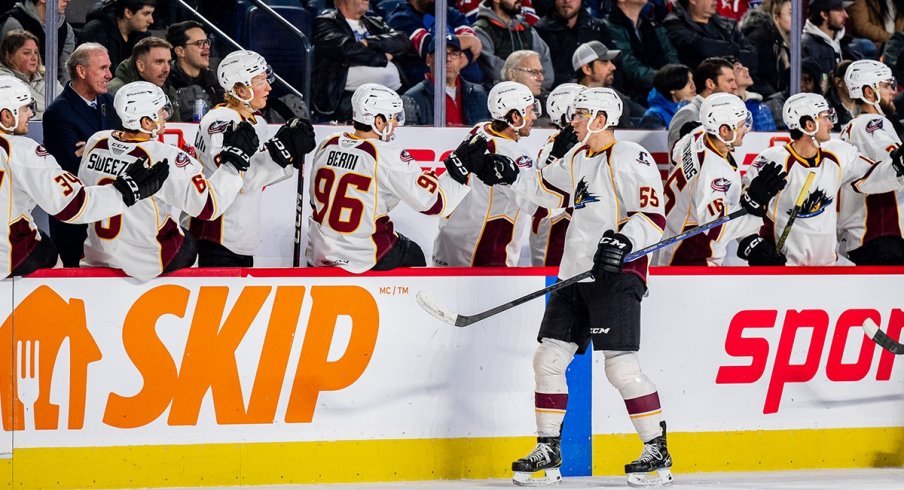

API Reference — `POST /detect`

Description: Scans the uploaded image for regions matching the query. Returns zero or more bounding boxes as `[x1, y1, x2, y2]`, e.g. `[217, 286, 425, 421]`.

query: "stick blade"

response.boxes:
[416, 291, 460, 326]
[862, 317, 880, 339]
[862, 317, 904, 355]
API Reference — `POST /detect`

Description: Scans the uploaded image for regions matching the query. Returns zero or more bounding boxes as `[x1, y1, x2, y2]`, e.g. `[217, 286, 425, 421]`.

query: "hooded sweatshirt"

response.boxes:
[472, 3, 553, 90]
[0, 1, 75, 83]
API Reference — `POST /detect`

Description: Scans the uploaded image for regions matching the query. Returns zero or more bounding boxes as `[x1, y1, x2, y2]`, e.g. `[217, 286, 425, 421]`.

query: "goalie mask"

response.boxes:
[487, 81, 541, 130]
[0, 76, 35, 133]
[546, 83, 584, 129]
[217, 50, 274, 106]
[845, 59, 896, 115]
[700, 93, 751, 149]
[352, 83, 405, 141]
[114, 81, 173, 138]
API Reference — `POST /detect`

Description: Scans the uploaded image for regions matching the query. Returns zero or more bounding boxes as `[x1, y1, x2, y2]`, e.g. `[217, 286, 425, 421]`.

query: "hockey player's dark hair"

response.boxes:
[789, 116, 815, 140]
[490, 109, 521, 133]
[131, 36, 172, 61]
[166, 21, 204, 48]
[352, 114, 389, 133]
[116, 0, 156, 19]
[693, 57, 733, 94]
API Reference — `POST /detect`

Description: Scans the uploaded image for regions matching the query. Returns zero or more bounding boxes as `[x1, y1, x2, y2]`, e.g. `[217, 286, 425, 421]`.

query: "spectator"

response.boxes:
[763, 60, 828, 129]
[165, 21, 223, 123]
[740, 0, 791, 97]
[667, 56, 736, 148]
[78, 0, 154, 70]
[803, 0, 864, 79]
[402, 35, 489, 125]
[572, 40, 642, 127]
[473, 0, 553, 90]
[639, 63, 695, 129]
[729, 56, 775, 130]
[534, 0, 614, 88]
[312, 0, 409, 122]
[502, 49, 545, 96]
[458, 0, 540, 24]
[0, 0, 74, 84]
[848, 0, 904, 52]
[607, 0, 680, 104]
[387, 0, 484, 86]
[827, 59, 857, 126]
[108, 37, 183, 121]
[663, 0, 758, 77]
[43, 43, 121, 267]
[0, 29, 60, 119]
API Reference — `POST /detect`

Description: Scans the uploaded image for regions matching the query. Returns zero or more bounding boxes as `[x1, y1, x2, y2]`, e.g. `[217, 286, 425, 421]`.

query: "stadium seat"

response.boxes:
[241, 4, 313, 100]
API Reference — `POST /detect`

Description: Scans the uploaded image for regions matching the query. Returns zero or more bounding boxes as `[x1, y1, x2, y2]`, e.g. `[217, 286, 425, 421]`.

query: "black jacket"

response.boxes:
[312, 9, 409, 117]
[739, 9, 787, 97]
[77, 10, 150, 70]
[663, 4, 758, 75]
[168, 62, 224, 122]
[607, 6, 679, 101]
[534, 9, 613, 88]
[401, 77, 489, 126]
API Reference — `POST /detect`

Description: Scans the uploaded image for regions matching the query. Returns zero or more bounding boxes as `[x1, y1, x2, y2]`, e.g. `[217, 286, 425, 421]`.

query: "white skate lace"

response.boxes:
[527, 443, 552, 464]
[635, 443, 662, 463]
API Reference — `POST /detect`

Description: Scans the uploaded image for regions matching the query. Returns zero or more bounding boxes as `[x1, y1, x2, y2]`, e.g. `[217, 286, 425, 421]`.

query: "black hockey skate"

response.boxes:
[625, 421, 673, 487]
[511, 436, 562, 486]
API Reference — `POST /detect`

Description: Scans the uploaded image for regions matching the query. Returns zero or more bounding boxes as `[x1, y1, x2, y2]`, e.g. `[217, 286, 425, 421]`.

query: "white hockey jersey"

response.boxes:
[306, 132, 471, 273]
[192, 106, 293, 256]
[530, 130, 572, 266]
[654, 132, 761, 266]
[0, 133, 128, 277]
[512, 140, 666, 281]
[747, 139, 904, 265]
[433, 124, 537, 267]
[838, 114, 904, 256]
[79, 131, 243, 280]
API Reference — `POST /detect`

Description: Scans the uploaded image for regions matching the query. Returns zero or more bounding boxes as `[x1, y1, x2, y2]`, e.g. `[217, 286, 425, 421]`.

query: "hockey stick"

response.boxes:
[775, 171, 815, 251]
[292, 155, 306, 267]
[417, 208, 748, 327]
[862, 318, 904, 355]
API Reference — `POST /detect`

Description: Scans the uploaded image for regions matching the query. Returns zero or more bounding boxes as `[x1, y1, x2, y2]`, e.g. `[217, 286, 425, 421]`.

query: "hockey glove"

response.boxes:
[549, 125, 579, 162]
[443, 133, 487, 185]
[113, 156, 170, 207]
[593, 230, 633, 278]
[737, 234, 787, 266]
[891, 145, 904, 177]
[218, 121, 260, 172]
[476, 153, 519, 186]
[266, 117, 316, 169]
[740, 161, 787, 217]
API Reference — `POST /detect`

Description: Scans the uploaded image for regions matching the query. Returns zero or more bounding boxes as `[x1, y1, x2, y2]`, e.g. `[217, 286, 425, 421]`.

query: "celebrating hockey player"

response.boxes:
[432, 81, 540, 267]
[0, 76, 168, 277]
[79, 81, 259, 280]
[529, 83, 583, 266]
[654, 93, 787, 266]
[738, 92, 904, 266]
[838, 60, 904, 264]
[307, 83, 476, 272]
[192, 49, 316, 266]
[469, 87, 673, 486]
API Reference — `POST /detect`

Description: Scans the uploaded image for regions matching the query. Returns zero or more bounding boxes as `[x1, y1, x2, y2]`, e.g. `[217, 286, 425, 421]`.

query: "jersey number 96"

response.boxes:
[312, 168, 373, 233]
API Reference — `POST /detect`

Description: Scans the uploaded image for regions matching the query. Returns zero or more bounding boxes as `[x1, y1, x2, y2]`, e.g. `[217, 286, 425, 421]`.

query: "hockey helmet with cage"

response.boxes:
[569, 87, 622, 130]
[782, 92, 836, 136]
[699, 93, 751, 147]
[845, 60, 896, 110]
[487, 81, 541, 125]
[546, 83, 584, 129]
[217, 50, 274, 102]
[351, 83, 405, 140]
[114, 81, 173, 137]
[0, 76, 35, 133]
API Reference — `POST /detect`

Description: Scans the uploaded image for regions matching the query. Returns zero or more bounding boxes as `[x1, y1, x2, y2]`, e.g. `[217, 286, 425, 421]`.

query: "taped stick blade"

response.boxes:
[416, 291, 460, 326]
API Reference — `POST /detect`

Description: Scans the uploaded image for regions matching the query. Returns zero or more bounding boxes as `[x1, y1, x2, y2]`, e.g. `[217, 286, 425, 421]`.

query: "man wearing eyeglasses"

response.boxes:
[166, 20, 223, 123]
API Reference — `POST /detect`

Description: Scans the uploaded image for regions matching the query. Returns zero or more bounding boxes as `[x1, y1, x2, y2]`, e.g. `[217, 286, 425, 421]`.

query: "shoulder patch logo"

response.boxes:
[866, 118, 884, 133]
[573, 178, 599, 209]
[515, 155, 533, 168]
[635, 152, 652, 166]
[751, 155, 769, 169]
[35, 145, 49, 157]
[400, 149, 414, 163]
[207, 120, 230, 135]
[175, 152, 191, 168]
[710, 177, 731, 192]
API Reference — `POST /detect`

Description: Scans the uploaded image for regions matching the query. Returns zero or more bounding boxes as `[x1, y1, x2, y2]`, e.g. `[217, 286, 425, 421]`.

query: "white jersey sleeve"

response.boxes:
[379, 145, 470, 218]
[610, 143, 667, 253]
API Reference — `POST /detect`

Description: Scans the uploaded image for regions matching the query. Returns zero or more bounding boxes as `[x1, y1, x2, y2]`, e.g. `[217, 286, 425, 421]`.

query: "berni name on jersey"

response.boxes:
[326, 150, 359, 170]
[85, 152, 132, 176]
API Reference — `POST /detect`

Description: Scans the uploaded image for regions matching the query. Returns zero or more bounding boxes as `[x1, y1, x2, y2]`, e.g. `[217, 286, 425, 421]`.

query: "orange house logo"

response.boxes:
[1, 284, 380, 431]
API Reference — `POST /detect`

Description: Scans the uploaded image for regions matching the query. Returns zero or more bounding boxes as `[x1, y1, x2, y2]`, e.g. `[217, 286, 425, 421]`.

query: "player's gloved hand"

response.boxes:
[266, 117, 316, 169]
[891, 145, 904, 176]
[737, 234, 787, 266]
[113, 156, 170, 207]
[218, 121, 259, 172]
[476, 153, 519, 186]
[592, 229, 633, 278]
[549, 125, 579, 161]
[443, 133, 487, 185]
[740, 161, 787, 217]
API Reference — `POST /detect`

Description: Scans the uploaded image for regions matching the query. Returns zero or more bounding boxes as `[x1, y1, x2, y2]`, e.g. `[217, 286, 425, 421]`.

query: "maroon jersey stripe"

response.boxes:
[472, 217, 514, 266]
[195, 193, 216, 221]
[864, 192, 903, 243]
[8, 218, 39, 272]
[535, 393, 568, 410]
[371, 215, 398, 262]
[52, 187, 87, 222]
[624, 392, 661, 415]
[544, 213, 570, 267]
[157, 218, 185, 270]
[421, 193, 445, 216]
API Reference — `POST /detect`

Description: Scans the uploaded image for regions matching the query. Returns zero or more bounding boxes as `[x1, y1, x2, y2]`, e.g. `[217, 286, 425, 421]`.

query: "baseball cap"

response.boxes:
[808, 0, 853, 12]
[424, 35, 462, 57]
[571, 41, 620, 71]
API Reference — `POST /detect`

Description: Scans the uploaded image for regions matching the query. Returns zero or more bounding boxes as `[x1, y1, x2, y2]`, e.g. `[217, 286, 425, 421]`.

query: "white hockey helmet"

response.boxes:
[782, 92, 836, 136]
[845, 60, 896, 112]
[217, 50, 274, 103]
[114, 81, 173, 137]
[700, 92, 751, 147]
[569, 87, 622, 131]
[487, 81, 541, 129]
[546, 83, 584, 129]
[351, 83, 405, 140]
[0, 76, 34, 133]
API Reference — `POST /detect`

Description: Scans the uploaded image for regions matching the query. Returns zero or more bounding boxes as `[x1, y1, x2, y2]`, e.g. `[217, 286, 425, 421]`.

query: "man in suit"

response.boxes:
[43, 42, 122, 267]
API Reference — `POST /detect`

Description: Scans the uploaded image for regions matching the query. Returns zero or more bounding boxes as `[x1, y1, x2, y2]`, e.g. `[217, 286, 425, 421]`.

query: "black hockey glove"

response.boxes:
[740, 161, 787, 217]
[592, 230, 633, 278]
[443, 133, 487, 185]
[476, 153, 519, 186]
[891, 145, 904, 177]
[266, 117, 316, 169]
[113, 156, 170, 207]
[737, 234, 787, 266]
[548, 125, 579, 162]
[218, 121, 259, 172]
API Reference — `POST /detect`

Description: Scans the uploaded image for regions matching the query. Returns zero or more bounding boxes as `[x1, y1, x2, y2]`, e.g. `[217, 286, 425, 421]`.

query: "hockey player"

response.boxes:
[0, 76, 168, 277]
[307, 83, 477, 272]
[529, 83, 583, 266]
[192, 50, 316, 266]
[738, 92, 904, 266]
[838, 60, 904, 264]
[79, 82, 260, 280]
[654, 93, 787, 266]
[432, 81, 541, 267]
[476, 87, 673, 486]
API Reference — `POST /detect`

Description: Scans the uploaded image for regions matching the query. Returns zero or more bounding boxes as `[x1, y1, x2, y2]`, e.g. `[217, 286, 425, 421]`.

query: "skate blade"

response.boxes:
[512, 468, 562, 486]
[627, 468, 673, 487]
